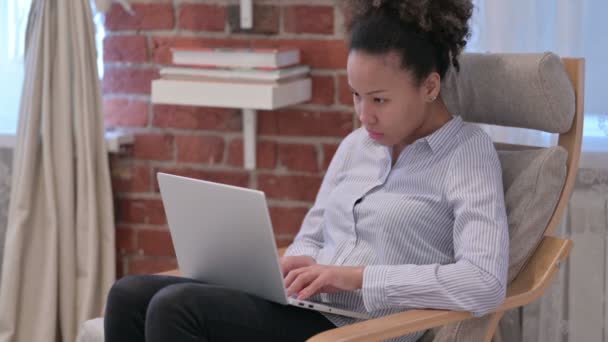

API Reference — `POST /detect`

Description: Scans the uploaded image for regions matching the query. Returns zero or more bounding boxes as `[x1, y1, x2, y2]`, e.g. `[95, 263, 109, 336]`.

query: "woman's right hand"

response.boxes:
[279, 255, 316, 277]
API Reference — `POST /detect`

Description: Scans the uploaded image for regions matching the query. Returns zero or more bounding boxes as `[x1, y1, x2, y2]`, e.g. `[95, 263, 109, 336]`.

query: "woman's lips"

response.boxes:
[367, 130, 384, 140]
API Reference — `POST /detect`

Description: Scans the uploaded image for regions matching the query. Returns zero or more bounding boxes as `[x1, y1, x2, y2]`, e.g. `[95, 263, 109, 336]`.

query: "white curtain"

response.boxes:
[0, 0, 115, 341]
[93, 0, 131, 14]
[469, 0, 608, 114]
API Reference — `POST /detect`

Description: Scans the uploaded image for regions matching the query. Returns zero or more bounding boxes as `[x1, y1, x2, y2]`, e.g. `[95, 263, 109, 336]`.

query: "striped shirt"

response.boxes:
[284, 116, 509, 341]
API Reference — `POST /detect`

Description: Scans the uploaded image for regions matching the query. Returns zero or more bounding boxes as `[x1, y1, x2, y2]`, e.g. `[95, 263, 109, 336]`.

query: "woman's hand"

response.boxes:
[284, 265, 365, 300]
[279, 255, 316, 276]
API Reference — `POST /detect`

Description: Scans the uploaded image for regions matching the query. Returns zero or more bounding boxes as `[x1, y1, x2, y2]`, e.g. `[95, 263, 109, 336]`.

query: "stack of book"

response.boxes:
[152, 47, 312, 109]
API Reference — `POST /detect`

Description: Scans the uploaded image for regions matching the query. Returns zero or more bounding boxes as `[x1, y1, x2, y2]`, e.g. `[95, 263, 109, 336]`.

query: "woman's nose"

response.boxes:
[358, 102, 376, 125]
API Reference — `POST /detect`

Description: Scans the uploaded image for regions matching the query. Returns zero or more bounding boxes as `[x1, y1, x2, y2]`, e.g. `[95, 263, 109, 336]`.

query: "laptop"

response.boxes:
[157, 172, 370, 320]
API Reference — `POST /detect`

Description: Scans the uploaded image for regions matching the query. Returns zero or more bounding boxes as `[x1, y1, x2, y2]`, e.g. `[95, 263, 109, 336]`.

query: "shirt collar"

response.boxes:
[421, 115, 464, 154]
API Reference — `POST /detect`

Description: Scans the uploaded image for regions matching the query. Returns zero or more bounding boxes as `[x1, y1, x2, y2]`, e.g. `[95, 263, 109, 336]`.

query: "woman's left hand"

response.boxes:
[284, 265, 365, 300]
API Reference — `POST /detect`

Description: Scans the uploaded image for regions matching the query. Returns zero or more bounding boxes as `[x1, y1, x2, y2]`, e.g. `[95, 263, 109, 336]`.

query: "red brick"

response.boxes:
[257, 175, 322, 202]
[252, 39, 347, 69]
[309, 75, 335, 105]
[175, 135, 225, 164]
[103, 35, 148, 63]
[269, 206, 309, 235]
[138, 229, 175, 257]
[127, 257, 177, 275]
[116, 198, 166, 225]
[338, 74, 354, 105]
[179, 4, 226, 32]
[102, 68, 159, 95]
[258, 110, 353, 137]
[104, 98, 149, 128]
[111, 163, 151, 193]
[116, 226, 137, 254]
[283, 6, 334, 34]
[153, 105, 241, 131]
[116, 257, 125, 278]
[322, 144, 339, 170]
[151, 37, 251, 65]
[133, 133, 174, 161]
[105, 3, 174, 31]
[228, 5, 279, 34]
[154, 168, 250, 191]
[227, 140, 277, 170]
[279, 144, 319, 172]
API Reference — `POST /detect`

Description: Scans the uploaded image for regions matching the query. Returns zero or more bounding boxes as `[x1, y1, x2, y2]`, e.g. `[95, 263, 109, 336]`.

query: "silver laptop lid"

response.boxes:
[157, 172, 288, 305]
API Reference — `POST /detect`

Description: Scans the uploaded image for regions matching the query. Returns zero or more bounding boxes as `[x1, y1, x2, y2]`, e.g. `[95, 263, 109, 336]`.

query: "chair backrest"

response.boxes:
[441, 53, 584, 270]
[428, 53, 584, 342]
[542, 58, 584, 235]
[441, 52, 583, 248]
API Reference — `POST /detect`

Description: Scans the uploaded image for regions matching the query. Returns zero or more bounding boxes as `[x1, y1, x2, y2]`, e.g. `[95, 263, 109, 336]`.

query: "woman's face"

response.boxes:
[347, 50, 438, 149]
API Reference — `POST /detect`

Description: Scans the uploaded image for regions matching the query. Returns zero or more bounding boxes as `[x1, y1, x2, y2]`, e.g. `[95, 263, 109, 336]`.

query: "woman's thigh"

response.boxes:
[105, 274, 336, 341]
[104, 274, 203, 341]
[146, 282, 336, 342]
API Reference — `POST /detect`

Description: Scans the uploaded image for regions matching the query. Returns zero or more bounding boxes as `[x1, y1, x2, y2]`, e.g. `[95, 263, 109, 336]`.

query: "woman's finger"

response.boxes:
[286, 269, 318, 297]
[297, 274, 327, 300]
[284, 266, 307, 288]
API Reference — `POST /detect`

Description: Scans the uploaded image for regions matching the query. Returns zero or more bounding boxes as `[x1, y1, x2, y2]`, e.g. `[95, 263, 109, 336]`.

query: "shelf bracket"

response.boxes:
[240, 0, 253, 29]
[242, 109, 257, 170]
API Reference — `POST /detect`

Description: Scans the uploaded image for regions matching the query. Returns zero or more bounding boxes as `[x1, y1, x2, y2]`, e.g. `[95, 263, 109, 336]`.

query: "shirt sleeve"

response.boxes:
[361, 132, 509, 317]
[283, 131, 356, 260]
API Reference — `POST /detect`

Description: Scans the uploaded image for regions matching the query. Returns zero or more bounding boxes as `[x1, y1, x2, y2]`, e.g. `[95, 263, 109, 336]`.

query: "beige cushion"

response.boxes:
[500, 147, 567, 281]
[427, 146, 568, 342]
[441, 53, 575, 133]
[76, 318, 104, 342]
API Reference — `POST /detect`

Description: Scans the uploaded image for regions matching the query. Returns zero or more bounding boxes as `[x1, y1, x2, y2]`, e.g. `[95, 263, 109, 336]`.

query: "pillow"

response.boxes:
[499, 146, 568, 280]
[441, 53, 576, 133]
[427, 146, 568, 342]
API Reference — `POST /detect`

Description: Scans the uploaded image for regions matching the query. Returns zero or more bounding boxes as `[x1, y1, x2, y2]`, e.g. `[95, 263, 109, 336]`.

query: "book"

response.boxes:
[160, 65, 310, 82]
[160, 73, 308, 85]
[170, 47, 301, 69]
[151, 77, 311, 110]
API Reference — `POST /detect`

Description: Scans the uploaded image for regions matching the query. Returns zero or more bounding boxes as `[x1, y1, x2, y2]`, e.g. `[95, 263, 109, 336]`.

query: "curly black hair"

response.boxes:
[343, 0, 473, 83]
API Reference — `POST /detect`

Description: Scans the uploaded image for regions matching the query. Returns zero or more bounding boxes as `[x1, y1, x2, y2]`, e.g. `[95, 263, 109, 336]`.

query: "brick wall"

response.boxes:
[103, 0, 356, 277]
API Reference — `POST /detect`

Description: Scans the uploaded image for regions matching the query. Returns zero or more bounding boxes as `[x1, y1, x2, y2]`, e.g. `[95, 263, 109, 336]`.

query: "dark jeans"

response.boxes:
[104, 274, 336, 342]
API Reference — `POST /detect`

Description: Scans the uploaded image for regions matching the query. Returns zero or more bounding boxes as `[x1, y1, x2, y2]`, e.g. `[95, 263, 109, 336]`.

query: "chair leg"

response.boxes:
[483, 311, 504, 342]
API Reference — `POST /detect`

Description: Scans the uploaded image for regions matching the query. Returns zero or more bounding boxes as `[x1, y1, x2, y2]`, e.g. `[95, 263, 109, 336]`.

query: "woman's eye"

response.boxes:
[352, 92, 360, 98]
[373, 98, 386, 104]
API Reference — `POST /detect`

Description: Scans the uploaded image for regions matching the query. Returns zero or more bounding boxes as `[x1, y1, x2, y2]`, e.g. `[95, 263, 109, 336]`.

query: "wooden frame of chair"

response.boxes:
[157, 58, 585, 342]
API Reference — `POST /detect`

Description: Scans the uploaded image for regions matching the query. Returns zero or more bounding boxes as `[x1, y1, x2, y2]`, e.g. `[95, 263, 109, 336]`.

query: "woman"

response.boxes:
[104, 1, 508, 341]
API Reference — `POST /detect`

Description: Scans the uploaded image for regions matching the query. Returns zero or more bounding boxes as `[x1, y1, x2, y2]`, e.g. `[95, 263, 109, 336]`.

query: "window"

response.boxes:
[466, 0, 608, 154]
[0, 0, 105, 135]
[467, 0, 608, 116]
[0, 0, 31, 134]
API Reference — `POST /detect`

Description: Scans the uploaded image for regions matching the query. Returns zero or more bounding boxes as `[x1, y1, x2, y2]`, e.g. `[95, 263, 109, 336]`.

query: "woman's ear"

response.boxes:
[423, 72, 441, 102]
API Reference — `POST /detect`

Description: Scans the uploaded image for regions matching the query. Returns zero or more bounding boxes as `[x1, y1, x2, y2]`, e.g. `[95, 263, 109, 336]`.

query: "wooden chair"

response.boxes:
[158, 55, 584, 342]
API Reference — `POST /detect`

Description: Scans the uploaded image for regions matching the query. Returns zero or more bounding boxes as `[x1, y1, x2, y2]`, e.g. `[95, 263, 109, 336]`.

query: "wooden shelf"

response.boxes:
[151, 78, 311, 110]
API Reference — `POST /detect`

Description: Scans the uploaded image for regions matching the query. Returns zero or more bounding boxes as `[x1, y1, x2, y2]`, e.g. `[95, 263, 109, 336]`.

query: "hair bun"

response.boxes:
[344, 0, 473, 71]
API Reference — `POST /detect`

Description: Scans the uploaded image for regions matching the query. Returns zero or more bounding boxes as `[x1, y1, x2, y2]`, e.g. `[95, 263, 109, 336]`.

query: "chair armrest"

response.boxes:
[308, 236, 573, 342]
[308, 309, 471, 342]
[500, 235, 572, 310]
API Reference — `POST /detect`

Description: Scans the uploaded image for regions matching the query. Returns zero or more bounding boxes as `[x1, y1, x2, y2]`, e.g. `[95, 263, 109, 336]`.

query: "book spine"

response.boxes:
[160, 74, 308, 85]
[170, 50, 299, 69]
